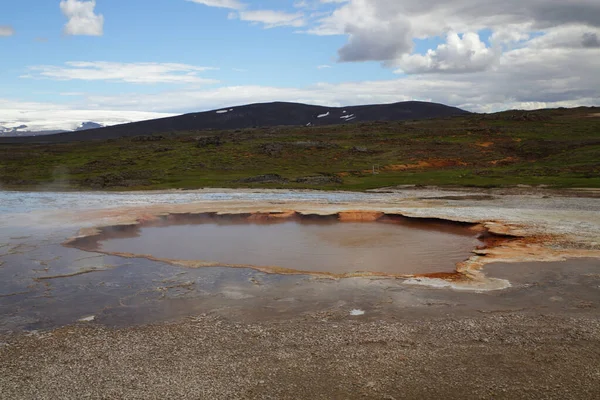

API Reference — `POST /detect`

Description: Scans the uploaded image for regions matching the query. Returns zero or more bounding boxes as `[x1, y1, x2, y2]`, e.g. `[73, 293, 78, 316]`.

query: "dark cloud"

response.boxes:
[534, 3, 600, 29]
[582, 32, 600, 48]
[338, 23, 412, 62]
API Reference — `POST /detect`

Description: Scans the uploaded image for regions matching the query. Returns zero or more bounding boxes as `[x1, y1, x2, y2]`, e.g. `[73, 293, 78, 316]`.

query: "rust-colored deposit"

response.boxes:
[382, 159, 468, 172]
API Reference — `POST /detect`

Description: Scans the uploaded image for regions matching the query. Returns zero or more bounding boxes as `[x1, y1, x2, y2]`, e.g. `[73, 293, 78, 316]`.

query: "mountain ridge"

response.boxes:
[0, 101, 469, 143]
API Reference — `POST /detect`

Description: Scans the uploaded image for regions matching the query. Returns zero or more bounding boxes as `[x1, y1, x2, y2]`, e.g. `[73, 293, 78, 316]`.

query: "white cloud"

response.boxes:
[190, 0, 305, 28]
[46, 36, 595, 115]
[0, 26, 15, 37]
[395, 31, 496, 74]
[24, 61, 219, 84]
[186, 0, 600, 72]
[231, 10, 306, 28]
[317, 64, 332, 69]
[186, 0, 244, 10]
[306, 0, 600, 66]
[294, 0, 309, 8]
[0, 99, 175, 131]
[60, 0, 104, 36]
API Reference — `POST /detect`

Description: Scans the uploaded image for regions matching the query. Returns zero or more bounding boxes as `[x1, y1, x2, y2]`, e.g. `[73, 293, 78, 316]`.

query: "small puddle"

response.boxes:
[74, 213, 485, 276]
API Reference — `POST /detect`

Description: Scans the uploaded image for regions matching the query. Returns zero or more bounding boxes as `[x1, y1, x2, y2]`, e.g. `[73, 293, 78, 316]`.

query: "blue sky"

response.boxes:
[2, 0, 400, 102]
[1, 0, 599, 130]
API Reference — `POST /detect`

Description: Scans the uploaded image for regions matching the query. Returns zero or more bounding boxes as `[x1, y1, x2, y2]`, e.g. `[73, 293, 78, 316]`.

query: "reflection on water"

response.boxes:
[99, 219, 482, 275]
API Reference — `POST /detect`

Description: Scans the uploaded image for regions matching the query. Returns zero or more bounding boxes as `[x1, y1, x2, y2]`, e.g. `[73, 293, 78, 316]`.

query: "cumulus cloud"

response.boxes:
[0, 26, 15, 37]
[190, 0, 600, 68]
[306, 0, 413, 63]
[395, 31, 496, 74]
[308, 0, 600, 67]
[60, 0, 104, 36]
[24, 61, 218, 84]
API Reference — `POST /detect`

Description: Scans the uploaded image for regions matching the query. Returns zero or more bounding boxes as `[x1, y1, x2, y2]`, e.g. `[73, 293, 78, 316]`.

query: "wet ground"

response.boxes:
[1, 188, 599, 399]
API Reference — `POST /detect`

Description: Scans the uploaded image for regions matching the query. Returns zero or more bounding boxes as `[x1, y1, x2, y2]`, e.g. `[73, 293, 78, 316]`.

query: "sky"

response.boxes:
[1, 0, 599, 131]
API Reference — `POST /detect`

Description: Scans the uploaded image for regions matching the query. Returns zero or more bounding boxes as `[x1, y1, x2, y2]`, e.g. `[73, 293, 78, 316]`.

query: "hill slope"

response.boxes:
[1, 106, 599, 190]
[0, 101, 468, 143]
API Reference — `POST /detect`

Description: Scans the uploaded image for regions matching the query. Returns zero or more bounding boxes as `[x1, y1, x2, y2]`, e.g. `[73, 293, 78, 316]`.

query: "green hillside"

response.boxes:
[1, 107, 599, 191]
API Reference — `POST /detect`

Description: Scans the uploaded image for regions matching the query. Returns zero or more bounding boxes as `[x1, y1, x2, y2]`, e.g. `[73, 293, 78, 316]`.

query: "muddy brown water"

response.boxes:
[97, 219, 483, 275]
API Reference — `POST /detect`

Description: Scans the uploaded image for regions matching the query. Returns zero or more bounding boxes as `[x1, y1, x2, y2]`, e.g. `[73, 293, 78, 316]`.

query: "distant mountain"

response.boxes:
[76, 121, 104, 131]
[0, 125, 65, 137]
[0, 101, 469, 143]
[0, 121, 105, 138]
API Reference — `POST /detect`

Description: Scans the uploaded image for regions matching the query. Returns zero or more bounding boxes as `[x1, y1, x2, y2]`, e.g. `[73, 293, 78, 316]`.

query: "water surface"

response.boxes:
[100, 220, 482, 275]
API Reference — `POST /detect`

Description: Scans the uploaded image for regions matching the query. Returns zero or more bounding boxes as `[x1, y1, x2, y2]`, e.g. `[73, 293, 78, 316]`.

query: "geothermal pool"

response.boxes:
[95, 217, 483, 275]
[2, 189, 600, 332]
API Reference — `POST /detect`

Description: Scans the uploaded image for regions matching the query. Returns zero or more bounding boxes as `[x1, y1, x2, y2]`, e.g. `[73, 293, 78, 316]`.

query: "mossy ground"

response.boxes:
[1, 107, 599, 191]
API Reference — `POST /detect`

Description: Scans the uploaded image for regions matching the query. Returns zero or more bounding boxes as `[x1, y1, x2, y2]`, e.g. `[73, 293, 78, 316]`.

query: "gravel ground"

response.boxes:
[1, 312, 600, 399]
